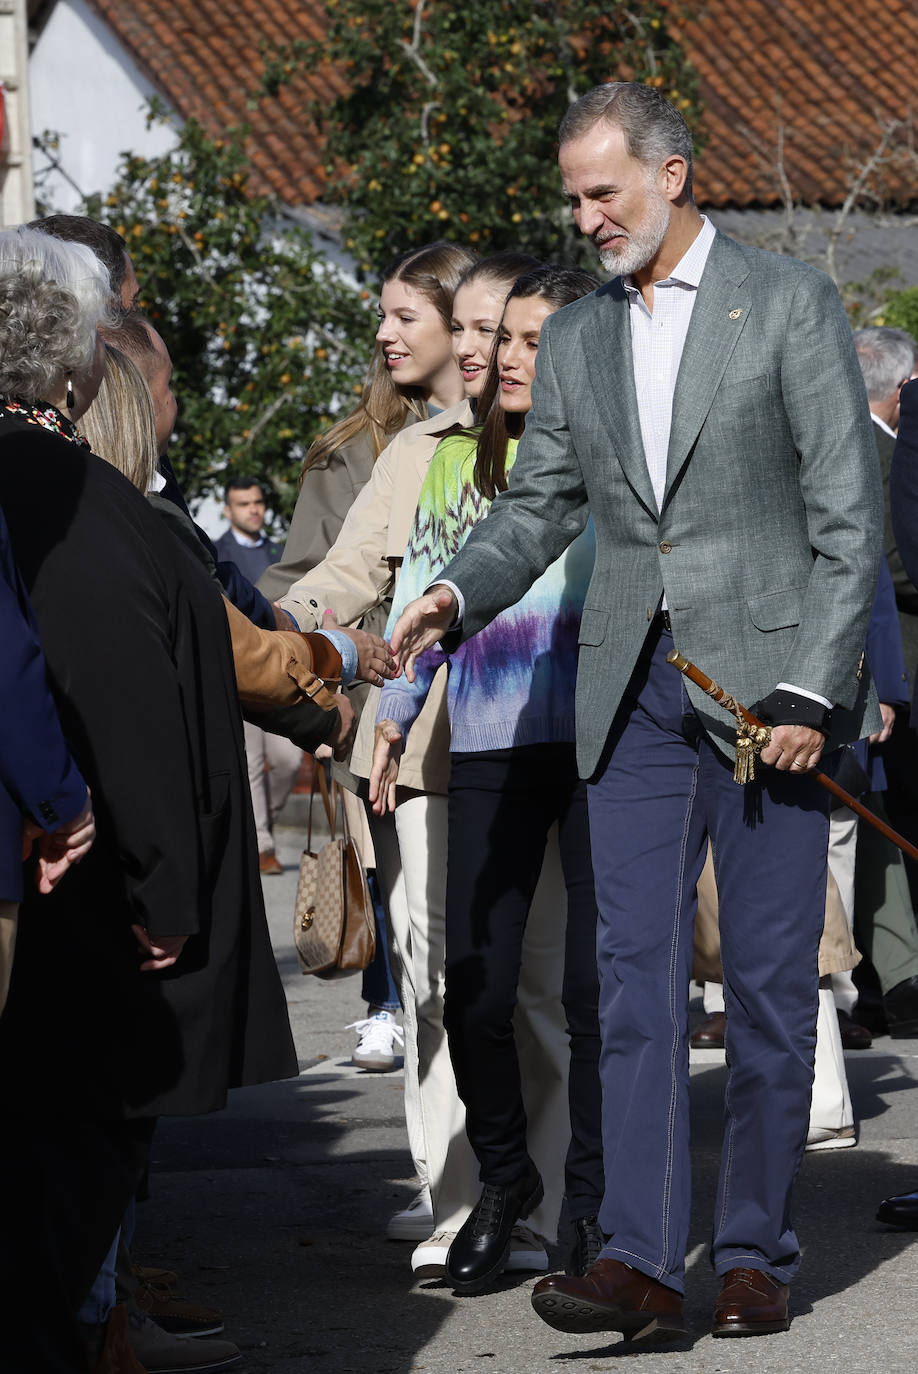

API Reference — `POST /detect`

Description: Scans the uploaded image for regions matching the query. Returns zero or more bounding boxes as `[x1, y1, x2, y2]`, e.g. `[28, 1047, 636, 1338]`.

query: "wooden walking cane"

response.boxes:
[666, 648, 918, 865]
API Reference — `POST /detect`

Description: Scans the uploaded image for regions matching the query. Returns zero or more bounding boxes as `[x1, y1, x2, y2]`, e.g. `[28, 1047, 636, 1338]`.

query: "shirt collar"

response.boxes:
[870, 412, 897, 440]
[230, 527, 264, 549]
[623, 214, 716, 296]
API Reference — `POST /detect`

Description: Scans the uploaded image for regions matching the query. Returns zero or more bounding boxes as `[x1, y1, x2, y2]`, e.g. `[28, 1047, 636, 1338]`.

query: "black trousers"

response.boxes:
[443, 743, 603, 1219]
[0, 1115, 154, 1373]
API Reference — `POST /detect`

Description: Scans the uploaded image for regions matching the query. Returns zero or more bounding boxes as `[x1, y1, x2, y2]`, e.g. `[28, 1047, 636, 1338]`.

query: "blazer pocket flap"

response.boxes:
[747, 586, 805, 631]
[578, 608, 609, 646]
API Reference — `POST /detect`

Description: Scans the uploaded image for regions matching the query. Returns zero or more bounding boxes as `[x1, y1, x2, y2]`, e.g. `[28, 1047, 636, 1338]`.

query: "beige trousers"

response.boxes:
[243, 720, 302, 854]
[0, 899, 19, 1015]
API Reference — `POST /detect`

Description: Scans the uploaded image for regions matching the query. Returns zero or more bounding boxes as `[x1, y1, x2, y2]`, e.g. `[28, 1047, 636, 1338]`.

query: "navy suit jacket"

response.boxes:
[888, 379, 918, 718]
[0, 506, 87, 900]
[158, 455, 277, 631]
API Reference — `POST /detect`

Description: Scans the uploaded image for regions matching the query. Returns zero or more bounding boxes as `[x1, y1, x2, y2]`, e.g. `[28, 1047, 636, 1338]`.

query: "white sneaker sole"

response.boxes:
[806, 1126, 857, 1151]
[387, 1213, 434, 1241]
[352, 1053, 404, 1072]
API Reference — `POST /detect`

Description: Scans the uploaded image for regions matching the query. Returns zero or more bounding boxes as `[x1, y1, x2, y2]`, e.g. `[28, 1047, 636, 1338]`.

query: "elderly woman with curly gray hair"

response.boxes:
[0, 224, 298, 1372]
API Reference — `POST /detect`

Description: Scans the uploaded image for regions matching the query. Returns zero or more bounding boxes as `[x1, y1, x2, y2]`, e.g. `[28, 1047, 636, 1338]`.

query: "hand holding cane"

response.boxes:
[666, 648, 918, 865]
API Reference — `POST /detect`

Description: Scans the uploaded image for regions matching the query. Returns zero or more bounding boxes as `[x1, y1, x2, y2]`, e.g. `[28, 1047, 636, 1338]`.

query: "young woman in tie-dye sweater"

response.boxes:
[371, 266, 608, 1295]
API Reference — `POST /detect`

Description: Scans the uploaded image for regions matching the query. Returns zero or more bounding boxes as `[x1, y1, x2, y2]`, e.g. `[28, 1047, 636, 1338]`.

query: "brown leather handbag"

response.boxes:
[293, 765, 376, 978]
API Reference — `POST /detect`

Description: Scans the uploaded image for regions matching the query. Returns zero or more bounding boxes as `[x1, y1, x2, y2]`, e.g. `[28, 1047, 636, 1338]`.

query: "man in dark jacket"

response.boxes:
[216, 476, 301, 871]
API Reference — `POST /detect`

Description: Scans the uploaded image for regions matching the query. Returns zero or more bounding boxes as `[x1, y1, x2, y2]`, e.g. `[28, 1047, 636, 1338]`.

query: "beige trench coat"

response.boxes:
[274, 401, 474, 796]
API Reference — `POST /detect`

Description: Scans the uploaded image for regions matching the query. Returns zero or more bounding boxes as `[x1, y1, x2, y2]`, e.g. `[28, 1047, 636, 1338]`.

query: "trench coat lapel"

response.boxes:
[662, 234, 752, 512]
[582, 281, 658, 519]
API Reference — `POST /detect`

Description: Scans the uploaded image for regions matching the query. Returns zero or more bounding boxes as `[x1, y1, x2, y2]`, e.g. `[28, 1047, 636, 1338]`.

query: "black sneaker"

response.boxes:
[566, 1215, 605, 1277]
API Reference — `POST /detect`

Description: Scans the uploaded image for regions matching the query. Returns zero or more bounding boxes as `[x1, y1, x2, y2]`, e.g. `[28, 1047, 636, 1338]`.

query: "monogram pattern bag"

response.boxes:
[293, 767, 375, 978]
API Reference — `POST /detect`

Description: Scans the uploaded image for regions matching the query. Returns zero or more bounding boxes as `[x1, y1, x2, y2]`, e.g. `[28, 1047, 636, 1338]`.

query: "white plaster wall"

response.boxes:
[29, 0, 178, 212]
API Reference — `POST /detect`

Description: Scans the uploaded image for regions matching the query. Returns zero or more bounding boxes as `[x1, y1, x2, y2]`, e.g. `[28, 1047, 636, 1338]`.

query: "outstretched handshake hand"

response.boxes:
[320, 610, 396, 687]
[389, 585, 459, 682]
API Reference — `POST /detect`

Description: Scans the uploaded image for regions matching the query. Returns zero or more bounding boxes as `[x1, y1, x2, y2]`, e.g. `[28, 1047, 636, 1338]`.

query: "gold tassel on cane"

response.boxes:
[733, 718, 773, 784]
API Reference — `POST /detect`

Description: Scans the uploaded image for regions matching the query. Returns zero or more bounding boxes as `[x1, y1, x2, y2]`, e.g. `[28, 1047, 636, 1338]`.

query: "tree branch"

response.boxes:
[398, 0, 438, 87]
[174, 222, 218, 287]
[235, 393, 288, 450]
[825, 119, 905, 284]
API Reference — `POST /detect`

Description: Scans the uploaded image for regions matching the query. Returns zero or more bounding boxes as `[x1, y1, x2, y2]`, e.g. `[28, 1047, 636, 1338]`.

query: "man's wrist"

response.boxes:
[316, 628, 358, 684]
[752, 688, 833, 736]
[427, 579, 463, 628]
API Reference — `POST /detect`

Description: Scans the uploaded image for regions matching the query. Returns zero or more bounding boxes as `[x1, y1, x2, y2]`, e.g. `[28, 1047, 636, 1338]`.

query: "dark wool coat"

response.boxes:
[0, 422, 298, 1117]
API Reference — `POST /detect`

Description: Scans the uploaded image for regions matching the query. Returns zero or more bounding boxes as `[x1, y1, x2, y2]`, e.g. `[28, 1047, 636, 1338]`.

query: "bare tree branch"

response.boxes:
[235, 393, 288, 450]
[398, 0, 438, 88]
[174, 222, 218, 287]
[825, 119, 905, 284]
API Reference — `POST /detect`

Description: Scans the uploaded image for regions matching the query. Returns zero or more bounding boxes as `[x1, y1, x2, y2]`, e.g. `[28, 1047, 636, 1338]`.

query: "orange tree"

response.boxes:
[83, 110, 375, 519]
[263, 0, 700, 275]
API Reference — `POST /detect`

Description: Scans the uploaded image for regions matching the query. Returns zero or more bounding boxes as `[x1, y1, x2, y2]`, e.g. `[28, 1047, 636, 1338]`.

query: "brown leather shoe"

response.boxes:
[531, 1258, 686, 1341]
[259, 850, 283, 875]
[711, 1266, 789, 1337]
[690, 1010, 726, 1048]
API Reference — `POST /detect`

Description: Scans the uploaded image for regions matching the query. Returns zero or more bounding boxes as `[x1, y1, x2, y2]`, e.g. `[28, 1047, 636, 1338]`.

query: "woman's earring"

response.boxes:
[65, 374, 75, 411]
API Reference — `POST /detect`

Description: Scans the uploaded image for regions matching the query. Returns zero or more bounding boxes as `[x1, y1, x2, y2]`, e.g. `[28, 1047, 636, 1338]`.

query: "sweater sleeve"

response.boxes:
[376, 437, 470, 735]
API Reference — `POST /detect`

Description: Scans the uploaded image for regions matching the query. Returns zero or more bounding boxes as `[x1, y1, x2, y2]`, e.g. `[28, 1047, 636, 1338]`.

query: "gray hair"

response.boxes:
[559, 82, 694, 197]
[0, 225, 117, 403]
[853, 326, 917, 402]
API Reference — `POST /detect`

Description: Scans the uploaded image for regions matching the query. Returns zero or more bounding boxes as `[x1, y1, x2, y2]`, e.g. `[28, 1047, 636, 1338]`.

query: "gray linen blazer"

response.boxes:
[440, 231, 883, 779]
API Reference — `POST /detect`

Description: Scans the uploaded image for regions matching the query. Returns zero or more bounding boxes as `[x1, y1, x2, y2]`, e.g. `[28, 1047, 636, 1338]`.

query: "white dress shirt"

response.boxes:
[624, 213, 717, 513]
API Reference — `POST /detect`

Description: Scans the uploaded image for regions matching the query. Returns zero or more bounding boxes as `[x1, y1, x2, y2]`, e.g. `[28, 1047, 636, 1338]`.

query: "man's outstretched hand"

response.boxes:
[390, 585, 459, 682]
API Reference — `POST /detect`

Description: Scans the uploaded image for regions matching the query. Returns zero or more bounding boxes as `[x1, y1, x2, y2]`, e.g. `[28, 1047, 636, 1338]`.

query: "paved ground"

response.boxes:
[138, 821, 918, 1374]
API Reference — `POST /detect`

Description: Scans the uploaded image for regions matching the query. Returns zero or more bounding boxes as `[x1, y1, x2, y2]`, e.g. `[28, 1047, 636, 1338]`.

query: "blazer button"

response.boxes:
[659, 541, 673, 554]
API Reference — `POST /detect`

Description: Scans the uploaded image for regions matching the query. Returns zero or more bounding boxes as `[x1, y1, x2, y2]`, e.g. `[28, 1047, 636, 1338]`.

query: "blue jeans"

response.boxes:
[361, 870, 400, 1012]
[78, 1198, 135, 1325]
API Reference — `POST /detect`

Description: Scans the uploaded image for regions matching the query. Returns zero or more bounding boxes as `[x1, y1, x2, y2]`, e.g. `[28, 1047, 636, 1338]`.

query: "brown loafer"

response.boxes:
[690, 1010, 726, 1049]
[259, 850, 284, 875]
[712, 1266, 789, 1337]
[531, 1258, 686, 1342]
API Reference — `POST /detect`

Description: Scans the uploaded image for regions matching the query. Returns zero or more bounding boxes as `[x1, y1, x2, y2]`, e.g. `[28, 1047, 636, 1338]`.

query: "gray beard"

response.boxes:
[597, 194, 671, 278]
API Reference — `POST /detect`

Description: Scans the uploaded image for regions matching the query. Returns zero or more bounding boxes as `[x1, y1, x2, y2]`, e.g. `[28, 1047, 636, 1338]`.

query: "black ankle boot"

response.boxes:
[446, 1160, 543, 1293]
[566, 1214, 605, 1277]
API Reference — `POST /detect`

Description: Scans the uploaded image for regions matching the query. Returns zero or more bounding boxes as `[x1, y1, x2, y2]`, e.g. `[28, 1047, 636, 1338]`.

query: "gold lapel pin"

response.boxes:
[729, 308, 743, 320]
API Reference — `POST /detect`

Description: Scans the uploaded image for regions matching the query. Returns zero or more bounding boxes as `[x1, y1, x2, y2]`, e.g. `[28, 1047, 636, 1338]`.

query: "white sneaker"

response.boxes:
[504, 1223, 549, 1272]
[387, 1186, 433, 1241]
[347, 1009, 404, 1072]
[411, 1229, 456, 1278]
[806, 1124, 857, 1152]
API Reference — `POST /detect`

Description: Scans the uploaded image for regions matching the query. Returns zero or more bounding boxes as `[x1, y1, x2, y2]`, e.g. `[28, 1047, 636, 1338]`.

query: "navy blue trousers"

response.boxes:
[588, 622, 829, 1292]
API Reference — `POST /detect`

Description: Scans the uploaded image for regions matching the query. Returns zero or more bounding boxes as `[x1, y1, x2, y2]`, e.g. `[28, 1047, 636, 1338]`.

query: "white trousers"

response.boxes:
[372, 791, 571, 1241]
[243, 721, 302, 854]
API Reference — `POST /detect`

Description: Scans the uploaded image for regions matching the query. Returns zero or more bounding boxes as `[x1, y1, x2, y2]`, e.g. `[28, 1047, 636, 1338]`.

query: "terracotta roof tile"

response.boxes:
[86, 0, 918, 212]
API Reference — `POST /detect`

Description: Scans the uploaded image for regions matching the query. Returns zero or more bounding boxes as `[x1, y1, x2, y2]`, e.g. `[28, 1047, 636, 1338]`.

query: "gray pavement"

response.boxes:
[140, 822, 918, 1374]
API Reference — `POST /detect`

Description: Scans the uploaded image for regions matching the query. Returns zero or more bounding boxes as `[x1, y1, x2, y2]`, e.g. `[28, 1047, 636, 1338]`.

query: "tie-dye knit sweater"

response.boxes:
[378, 433, 595, 753]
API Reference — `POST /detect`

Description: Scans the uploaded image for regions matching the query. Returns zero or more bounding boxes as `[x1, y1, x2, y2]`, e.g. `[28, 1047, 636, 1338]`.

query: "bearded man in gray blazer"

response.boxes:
[388, 83, 881, 1339]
